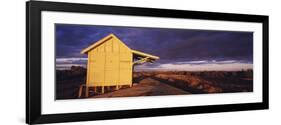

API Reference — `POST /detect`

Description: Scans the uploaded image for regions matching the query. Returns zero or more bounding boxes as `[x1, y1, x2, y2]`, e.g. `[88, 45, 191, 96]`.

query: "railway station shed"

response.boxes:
[79, 33, 159, 97]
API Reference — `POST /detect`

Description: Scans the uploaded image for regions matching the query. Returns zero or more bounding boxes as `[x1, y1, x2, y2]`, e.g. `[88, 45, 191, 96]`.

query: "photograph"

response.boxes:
[26, 1, 269, 124]
[55, 24, 254, 100]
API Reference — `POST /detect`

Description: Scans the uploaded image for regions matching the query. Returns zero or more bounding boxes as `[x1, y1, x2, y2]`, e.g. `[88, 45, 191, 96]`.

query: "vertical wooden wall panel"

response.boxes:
[86, 36, 133, 88]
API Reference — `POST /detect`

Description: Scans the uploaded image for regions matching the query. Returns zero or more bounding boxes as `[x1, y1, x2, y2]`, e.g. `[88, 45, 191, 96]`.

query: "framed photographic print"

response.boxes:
[26, 0, 269, 124]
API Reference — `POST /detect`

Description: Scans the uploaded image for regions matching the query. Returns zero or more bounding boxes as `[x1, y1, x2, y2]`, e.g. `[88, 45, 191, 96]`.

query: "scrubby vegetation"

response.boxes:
[134, 70, 253, 94]
[56, 66, 253, 100]
[56, 66, 86, 99]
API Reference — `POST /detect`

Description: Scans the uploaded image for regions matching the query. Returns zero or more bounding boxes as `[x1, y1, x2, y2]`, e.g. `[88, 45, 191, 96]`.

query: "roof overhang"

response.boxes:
[131, 49, 159, 60]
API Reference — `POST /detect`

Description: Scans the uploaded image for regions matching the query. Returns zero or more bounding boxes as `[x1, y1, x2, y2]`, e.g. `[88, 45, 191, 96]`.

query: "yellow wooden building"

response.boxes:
[79, 33, 159, 97]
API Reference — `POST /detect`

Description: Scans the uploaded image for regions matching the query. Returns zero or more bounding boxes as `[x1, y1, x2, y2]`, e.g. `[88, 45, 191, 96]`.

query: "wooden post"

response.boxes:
[85, 86, 89, 97]
[101, 86, 104, 94]
[78, 84, 84, 98]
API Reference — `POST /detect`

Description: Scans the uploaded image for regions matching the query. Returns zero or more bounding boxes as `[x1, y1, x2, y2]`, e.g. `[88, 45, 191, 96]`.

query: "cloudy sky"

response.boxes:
[55, 24, 253, 71]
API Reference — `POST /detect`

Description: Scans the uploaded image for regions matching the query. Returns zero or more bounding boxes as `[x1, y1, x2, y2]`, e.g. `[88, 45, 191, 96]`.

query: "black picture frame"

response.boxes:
[26, 1, 269, 124]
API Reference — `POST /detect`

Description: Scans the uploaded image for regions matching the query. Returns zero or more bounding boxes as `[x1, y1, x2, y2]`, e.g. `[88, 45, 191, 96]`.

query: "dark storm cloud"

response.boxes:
[55, 24, 253, 70]
[159, 32, 252, 61]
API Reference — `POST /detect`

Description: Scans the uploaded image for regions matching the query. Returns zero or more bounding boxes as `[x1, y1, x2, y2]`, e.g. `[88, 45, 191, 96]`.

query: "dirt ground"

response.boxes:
[92, 78, 190, 98]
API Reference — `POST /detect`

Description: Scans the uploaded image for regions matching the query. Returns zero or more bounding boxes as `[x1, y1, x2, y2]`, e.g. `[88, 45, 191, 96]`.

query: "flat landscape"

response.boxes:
[56, 66, 253, 100]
